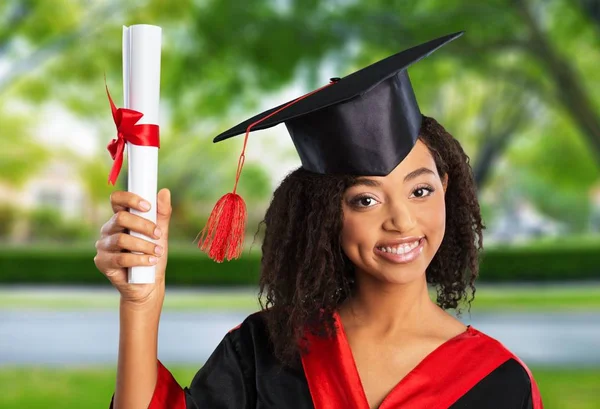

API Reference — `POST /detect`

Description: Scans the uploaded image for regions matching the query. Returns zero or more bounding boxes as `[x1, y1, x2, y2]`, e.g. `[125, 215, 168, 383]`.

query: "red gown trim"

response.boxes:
[108, 360, 185, 409]
[301, 310, 544, 409]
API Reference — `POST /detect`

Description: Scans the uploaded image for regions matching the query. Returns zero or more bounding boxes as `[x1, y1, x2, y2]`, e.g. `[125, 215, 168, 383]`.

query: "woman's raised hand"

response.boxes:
[94, 188, 172, 306]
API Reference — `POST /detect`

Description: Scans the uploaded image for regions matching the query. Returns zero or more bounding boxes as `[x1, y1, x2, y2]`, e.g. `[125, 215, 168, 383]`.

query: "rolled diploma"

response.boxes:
[123, 25, 162, 284]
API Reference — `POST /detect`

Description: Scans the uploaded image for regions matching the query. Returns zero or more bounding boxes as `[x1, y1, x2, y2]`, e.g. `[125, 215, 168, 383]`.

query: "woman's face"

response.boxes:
[341, 139, 448, 285]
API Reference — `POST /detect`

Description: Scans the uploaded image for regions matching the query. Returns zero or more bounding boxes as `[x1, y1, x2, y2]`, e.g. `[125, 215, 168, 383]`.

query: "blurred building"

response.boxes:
[589, 181, 600, 233]
[0, 160, 88, 242]
[486, 197, 568, 244]
[26, 161, 85, 219]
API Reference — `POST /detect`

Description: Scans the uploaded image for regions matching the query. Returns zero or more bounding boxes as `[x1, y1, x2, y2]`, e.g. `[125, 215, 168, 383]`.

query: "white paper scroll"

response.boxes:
[123, 25, 162, 284]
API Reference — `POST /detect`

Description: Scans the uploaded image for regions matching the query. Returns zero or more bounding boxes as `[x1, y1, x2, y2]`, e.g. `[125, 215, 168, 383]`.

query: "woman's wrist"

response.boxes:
[120, 287, 165, 315]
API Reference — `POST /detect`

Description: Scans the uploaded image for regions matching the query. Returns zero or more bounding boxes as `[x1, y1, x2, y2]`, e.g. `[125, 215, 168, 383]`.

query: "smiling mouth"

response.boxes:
[374, 237, 425, 263]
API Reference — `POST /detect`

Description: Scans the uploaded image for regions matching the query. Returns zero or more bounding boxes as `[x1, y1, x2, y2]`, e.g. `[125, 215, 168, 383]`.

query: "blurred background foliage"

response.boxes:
[1, 0, 599, 251]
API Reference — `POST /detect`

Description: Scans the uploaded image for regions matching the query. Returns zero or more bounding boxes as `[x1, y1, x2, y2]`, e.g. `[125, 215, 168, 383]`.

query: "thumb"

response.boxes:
[156, 188, 172, 236]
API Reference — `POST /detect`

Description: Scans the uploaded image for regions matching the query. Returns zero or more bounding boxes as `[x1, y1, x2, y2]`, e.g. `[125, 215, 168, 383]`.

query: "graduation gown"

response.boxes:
[109, 310, 544, 409]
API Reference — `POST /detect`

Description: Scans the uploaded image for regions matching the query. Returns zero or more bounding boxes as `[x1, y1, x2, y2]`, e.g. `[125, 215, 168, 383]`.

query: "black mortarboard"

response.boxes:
[213, 31, 464, 176]
[198, 31, 465, 262]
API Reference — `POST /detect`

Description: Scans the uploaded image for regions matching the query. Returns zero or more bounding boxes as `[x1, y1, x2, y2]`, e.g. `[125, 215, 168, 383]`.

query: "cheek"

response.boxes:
[341, 213, 376, 254]
[419, 196, 446, 243]
[341, 216, 359, 250]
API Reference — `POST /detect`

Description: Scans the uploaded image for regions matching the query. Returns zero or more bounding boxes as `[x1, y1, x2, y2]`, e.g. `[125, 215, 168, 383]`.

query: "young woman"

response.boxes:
[94, 32, 544, 409]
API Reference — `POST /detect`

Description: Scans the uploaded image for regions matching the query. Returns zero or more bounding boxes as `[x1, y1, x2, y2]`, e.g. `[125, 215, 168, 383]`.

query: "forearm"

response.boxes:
[113, 291, 164, 409]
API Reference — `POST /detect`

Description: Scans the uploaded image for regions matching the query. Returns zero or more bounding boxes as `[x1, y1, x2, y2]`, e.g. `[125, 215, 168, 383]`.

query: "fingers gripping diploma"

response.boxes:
[94, 189, 172, 304]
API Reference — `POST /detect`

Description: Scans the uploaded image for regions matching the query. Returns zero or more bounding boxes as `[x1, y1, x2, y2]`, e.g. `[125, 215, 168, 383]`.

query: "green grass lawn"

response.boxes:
[1, 283, 599, 311]
[0, 290, 263, 311]
[0, 365, 597, 409]
[458, 284, 600, 311]
[0, 366, 197, 409]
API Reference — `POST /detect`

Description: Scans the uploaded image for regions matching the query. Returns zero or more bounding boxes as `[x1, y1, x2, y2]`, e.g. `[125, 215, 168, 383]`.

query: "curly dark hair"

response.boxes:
[256, 115, 485, 368]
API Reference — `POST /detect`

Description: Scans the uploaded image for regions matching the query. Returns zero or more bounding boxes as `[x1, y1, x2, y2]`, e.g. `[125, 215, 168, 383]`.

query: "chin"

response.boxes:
[357, 258, 429, 286]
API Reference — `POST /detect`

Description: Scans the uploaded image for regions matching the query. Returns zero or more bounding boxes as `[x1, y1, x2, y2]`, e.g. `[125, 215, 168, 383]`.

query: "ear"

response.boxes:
[442, 173, 448, 193]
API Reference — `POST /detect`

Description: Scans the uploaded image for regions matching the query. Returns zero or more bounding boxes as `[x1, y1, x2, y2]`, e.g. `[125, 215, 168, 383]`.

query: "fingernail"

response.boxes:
[154, 228, 162, 238]
[155, 245, 163, 255]
[149, 256, 158, 264]
[140, 201, 151, 211]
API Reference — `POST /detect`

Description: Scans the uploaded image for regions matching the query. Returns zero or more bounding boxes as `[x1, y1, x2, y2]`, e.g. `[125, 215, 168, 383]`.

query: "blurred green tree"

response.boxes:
[0, 104, 49, 186]
[1, 0, 599, 233]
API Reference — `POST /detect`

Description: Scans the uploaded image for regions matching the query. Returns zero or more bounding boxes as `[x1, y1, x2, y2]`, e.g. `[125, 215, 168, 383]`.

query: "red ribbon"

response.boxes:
[105, 83, 160, 185]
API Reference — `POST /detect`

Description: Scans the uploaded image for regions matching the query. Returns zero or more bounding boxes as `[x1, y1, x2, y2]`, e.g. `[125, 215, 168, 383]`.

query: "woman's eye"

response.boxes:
[411, 186, 435, 198]
[351, 196, 378, 208]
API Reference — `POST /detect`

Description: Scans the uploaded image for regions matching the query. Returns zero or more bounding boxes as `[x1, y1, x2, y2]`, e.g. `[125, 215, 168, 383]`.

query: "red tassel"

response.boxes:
[197, 79, 337, 262]
[198, 192, 247, 263]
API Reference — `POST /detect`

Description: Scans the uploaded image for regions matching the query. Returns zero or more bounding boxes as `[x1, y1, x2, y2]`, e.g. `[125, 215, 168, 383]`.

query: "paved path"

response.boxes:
[1, 309, 598, 367]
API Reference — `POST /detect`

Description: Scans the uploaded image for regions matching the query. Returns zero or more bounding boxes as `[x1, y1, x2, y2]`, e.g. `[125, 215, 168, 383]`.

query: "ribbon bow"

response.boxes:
[105, 83, 160, 185]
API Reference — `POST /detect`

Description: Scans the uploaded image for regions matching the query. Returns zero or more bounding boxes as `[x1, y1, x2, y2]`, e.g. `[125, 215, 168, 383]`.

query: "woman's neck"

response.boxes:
[338, 273, 439, 339]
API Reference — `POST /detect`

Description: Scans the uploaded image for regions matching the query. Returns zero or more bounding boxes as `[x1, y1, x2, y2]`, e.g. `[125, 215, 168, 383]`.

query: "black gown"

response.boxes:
[109, 310, 544, 409]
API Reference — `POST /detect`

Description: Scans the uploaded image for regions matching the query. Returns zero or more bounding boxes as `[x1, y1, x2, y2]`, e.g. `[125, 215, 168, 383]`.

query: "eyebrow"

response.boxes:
[353, 167, 436, 187]
[403, 167, 436, 182]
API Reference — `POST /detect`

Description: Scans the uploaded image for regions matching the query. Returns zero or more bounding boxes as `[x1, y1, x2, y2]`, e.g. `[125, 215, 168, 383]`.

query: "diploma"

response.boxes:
[123, 24, 162, 284]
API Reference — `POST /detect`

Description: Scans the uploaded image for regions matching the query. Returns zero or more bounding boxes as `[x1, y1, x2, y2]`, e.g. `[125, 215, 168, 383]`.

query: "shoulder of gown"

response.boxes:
[448, 326, 542, 409]
[186, 309, 312, 409]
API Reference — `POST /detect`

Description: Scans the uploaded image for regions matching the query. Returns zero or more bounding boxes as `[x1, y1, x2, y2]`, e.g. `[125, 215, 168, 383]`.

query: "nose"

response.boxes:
[382, 200, 416, 232]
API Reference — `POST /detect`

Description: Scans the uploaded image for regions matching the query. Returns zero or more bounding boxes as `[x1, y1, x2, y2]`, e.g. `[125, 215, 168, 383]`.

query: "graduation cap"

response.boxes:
[198, 31, 465, 262]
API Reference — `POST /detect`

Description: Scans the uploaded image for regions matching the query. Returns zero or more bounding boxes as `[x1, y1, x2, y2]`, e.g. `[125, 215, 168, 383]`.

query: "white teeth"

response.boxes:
[378, 239, 420, 254]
